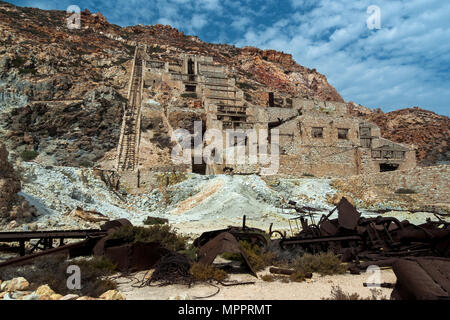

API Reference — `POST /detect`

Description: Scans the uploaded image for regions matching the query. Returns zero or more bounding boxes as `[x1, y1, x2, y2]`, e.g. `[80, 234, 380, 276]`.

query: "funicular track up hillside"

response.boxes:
[117, 45, 145, 171]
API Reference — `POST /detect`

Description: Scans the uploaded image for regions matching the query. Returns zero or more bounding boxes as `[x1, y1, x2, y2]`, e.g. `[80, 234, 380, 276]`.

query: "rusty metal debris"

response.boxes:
[391, 257, 450, 300]
[275, 197, 449, 264]
[197, 232, 258, 277]
[0, 219, 166, 273]
[194, 215, 268, 248]
[147, 252, 193, 286]
[0, 198, 448, 300]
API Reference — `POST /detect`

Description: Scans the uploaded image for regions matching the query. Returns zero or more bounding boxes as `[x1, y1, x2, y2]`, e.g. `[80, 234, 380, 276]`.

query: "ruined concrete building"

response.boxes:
[133, 47, 416, 178]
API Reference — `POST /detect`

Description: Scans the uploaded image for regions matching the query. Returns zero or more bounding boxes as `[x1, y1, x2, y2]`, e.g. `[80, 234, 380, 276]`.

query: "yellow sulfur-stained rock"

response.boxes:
[50, 294, 63, 300]
[99, 290, 126, 300]
[35, 284, 55, 296]
[0, 277, 29, 292]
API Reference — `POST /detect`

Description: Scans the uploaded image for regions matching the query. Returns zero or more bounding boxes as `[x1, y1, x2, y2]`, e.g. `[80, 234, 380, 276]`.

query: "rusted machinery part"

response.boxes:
[391, 257, 450, 300]
[0, 219, 133, 269]
[104, 241, 170, 273]
[269, 267, 295, 275]
[279, 235, 362, 251]
[268, 230, 285, 240]
[194, 228, 268, 249]
[198, 232, 258, 278]
[0, 229, 107, 242]
[93, 219, 134, 256]
[336, 197, 361, 230]
[269, 267, 312, 278]
[0, 238, 96, 269]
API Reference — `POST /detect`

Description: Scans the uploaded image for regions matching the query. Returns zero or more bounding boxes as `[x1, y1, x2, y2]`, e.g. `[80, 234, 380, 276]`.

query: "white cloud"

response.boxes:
[233, 0, 450, 115]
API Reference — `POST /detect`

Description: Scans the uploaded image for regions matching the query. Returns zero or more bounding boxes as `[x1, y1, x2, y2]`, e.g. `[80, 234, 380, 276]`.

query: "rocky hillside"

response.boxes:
[0, 1, 447, 168]
[348, 104, 450, 165]
[0, 1, 342, 166]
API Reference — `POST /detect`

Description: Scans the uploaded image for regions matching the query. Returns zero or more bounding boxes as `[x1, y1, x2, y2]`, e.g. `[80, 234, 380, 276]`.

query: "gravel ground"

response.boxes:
[117, 268, 396, 300]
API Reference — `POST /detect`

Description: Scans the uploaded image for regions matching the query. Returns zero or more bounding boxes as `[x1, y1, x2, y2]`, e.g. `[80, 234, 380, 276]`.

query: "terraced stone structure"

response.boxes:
[136, 51, 416, 177]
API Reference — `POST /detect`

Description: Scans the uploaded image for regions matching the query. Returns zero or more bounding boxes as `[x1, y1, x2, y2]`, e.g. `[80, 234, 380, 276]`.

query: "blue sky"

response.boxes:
[8, 0, 450, 116]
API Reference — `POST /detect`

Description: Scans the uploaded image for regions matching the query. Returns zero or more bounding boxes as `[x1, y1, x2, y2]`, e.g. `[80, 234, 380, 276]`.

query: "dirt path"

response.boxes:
[116, 268, 396, 300]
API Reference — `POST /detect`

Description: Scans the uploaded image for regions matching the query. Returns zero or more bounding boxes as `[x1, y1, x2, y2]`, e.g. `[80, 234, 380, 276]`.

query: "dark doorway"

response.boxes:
[268, 92, 274, 107]
[192, 158, 206, 175]
[380, 163, 399, 172]
[187, 59, 195, 75]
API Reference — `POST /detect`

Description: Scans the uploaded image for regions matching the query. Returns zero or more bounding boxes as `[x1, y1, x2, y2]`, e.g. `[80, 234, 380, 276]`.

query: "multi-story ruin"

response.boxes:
[122, 47, 416, 178]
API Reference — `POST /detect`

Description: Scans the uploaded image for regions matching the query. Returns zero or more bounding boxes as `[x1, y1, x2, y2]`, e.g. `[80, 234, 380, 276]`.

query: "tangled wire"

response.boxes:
[110, 252, 256, 299]
[146, 252, 194, 286]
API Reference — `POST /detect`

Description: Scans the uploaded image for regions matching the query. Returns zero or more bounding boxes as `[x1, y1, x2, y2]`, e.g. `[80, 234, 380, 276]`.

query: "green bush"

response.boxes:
[190, 263, 228, 282]
[11, 56, 25, 68]
[223, 241, 275, 272]
[395, 188, 416, 194]
[20, 150, 39, 161]
[109, 224, 187, 252]
[181, 92, 198, 98]
[261, 274, 275, 282]
[292, 252, 347, 276]
[143, 216, 169, 225]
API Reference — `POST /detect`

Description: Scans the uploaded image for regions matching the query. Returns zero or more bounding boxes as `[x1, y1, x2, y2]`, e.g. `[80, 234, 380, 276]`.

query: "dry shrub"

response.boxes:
[327, 286, 361, 300]
[261, 275, 275, 282]
[143, 216, 168, 225]
[0, 254, 117, 297]
[238, 241, 276, 272]
[289, 270, 307, 283]
[190, 263, 228, 282]
[109, 224, 187, 252]
[325, 286, 387, 300]
[293, 252, 347, 276]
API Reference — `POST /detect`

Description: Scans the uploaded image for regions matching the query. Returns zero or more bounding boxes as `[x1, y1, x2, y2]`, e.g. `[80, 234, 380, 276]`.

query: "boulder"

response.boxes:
[99, 290, 126, 300]
[35, 284, 55, 296]
[60, 294, 79, 300]
[0, 277, 29, 292]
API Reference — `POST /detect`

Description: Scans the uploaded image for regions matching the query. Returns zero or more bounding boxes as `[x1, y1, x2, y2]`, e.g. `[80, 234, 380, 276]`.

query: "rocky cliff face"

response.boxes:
[0, 141, 37, 223]
[348, 104, 450, 166]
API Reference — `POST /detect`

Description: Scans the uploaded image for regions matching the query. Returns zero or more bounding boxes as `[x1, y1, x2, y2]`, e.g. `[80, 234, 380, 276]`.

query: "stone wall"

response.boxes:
[332, 165, 450, 207]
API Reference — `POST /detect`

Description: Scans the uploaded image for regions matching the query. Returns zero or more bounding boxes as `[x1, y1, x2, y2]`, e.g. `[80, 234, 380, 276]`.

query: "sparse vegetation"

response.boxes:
[302, 173, 315, 177]
[289, 270, 307, 282]
[11, 56, 26, 68]
[79, 159, 93, 168]
[143, 216, 169, 225]
[181, 92, 198, 98]
[291, 252, 347, 276]
[222, 241, 275, 272]
[20, 150, 39, 161]
[325, 285, 387, 300]
[261, 274, 275, 282]
[109, 224, 187, 252]
[236, 81, 256, 90]
[395, 188, 417, 194]
[190, 263, 228, 282]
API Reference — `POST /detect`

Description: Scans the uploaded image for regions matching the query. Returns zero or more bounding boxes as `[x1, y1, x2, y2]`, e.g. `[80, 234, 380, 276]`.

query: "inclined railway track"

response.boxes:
[117, 46, 144, 171]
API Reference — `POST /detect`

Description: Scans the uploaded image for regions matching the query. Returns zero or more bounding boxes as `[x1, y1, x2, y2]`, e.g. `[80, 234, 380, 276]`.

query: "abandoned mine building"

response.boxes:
[129, 46, 416, 178]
